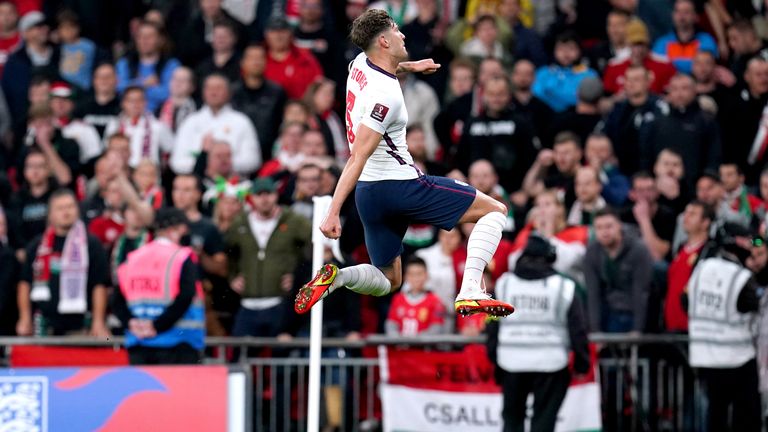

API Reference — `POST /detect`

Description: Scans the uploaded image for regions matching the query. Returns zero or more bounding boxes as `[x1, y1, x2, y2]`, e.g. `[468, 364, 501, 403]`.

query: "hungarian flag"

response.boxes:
[379, 345, 601, 432]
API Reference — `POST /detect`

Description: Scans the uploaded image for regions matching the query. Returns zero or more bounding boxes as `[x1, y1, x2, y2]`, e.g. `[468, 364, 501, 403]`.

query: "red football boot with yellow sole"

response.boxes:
[454, 293, 514, 318]
[295, 264, 338, 314]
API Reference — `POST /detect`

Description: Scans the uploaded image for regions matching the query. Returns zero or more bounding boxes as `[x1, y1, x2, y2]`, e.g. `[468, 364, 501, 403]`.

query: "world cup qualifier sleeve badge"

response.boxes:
[370, 103, 389, 122]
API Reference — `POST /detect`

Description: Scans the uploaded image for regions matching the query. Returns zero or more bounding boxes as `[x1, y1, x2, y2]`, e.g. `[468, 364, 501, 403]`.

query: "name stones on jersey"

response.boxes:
[371, 103, 390, 122]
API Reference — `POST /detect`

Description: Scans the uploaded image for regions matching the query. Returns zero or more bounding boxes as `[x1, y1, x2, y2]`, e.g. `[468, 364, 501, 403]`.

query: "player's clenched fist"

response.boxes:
[320, 213, 342, 239]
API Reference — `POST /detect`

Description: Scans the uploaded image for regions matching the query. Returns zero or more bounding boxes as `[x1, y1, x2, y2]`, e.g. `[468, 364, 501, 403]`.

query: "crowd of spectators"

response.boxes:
[2, 0, 768, 344]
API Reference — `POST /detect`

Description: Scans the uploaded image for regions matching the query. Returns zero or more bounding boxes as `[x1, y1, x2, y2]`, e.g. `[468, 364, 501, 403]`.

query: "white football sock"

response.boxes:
[331, 264, 392, 296]
[458, 211, 506, 297]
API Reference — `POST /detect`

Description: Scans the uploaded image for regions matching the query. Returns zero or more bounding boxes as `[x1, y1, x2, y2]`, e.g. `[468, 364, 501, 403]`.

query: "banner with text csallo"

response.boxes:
[0, 365, 248, 432]
[379, 345, 601, 432]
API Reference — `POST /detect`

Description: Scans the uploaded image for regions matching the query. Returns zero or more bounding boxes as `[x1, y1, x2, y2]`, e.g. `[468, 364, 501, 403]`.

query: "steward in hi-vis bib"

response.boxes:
[487, 234, 590, 432]
[114, 208, 205, 365]
[685, 222, 762, 432]
[688, 256, 754, 368]
[495, 271, 575, 372]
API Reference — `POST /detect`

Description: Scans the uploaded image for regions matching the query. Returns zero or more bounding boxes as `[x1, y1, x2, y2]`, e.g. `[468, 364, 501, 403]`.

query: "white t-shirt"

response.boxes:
[171, 105, 262, 176]
[248, 212, 279, 250]
[346, 52, 418, 182]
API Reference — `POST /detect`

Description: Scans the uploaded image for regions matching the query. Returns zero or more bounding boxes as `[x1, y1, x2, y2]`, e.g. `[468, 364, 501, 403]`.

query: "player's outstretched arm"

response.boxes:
[320, 124, 382, 239]
[397, 58, 441, 75]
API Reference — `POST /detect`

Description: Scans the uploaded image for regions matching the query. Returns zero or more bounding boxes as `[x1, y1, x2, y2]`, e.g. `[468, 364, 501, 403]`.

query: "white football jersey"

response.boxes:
[346, 52, 419, 181]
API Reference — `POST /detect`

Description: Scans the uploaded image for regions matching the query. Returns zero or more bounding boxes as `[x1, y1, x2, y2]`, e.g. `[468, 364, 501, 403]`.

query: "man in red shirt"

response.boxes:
[665, 200, 713, 332]
[0, 1, 20, 77]
[604, 18, 676, 95]
[263, 16, 323, 100]
[385, 257, 447, 336]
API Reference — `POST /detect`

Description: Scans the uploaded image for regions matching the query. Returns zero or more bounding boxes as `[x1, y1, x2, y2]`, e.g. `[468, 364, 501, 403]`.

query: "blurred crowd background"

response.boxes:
[0, 0, 767, 345]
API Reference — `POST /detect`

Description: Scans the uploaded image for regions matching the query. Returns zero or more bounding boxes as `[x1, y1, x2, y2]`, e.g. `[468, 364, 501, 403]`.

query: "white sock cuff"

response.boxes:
[478, 211, 506, 231]
[336, 264, 392, 297]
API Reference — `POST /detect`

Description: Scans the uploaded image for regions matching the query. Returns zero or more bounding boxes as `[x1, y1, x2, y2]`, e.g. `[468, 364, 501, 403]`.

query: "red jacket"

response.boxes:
[88, 214, 124, 251]
[603, 54, 676, 95]
[665, 242, 705, 331]
[264, 45, 324, 99]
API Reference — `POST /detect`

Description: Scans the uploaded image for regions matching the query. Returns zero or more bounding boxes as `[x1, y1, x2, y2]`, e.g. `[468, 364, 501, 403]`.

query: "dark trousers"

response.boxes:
[698, 358, 762, 432]
[232, 303, 284, 337]
[127, 343, 202, 365]
[501, 367, 571, 432]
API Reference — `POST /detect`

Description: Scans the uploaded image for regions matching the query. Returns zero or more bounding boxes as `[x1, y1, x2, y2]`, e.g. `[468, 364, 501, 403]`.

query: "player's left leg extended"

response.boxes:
[454, 191, 515, 317]
[295, 259, 401, 314]
[295, 181, 406, 315]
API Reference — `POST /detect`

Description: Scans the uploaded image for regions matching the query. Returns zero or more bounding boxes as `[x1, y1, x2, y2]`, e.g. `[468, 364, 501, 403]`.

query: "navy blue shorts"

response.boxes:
[355, 175, 476, 267]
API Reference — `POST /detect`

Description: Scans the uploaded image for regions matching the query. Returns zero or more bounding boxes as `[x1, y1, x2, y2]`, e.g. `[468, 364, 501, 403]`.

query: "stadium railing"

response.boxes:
[0, 333, 695, 432]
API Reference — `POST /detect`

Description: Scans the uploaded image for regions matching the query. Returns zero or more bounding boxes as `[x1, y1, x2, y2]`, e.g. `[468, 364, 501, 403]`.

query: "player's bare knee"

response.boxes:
[380, 264, 402, 291]
[386, 271, 402, 290]
[390, 276, 402, 291]
[490, 200, 507, 215]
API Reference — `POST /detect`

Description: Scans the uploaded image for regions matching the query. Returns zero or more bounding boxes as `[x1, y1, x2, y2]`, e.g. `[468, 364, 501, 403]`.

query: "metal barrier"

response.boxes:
[0, 334, 696, 432]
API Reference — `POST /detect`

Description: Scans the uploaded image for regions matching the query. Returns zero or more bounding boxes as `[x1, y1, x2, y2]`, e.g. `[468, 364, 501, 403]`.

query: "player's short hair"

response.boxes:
[349, 9, 394, 51]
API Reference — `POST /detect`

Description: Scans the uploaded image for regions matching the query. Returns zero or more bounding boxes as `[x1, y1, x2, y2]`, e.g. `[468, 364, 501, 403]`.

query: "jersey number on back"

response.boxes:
[345, 90, 356, 144]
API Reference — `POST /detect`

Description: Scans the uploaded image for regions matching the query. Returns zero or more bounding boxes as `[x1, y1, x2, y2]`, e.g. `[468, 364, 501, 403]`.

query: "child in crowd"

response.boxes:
[57, 10, 97, 90]
[385, 257, 447, 336]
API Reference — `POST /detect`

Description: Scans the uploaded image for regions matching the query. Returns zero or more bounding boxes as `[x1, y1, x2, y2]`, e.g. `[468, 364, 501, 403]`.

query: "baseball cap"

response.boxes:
[251, 177, 277, 194]
[626, 18, 650, 45]
[19, 11, 46, 33]
[153, 207, 190, 231]
[577, 77, 603, 104]
[266, 16, 292, 31]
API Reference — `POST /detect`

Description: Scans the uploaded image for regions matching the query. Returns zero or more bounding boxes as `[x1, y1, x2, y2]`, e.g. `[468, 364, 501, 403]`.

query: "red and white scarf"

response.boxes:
[749, 101, 768, 165]
[118, 114, 152, 159]
[158, 98, 196, 132]
[31, 220, 89, 314]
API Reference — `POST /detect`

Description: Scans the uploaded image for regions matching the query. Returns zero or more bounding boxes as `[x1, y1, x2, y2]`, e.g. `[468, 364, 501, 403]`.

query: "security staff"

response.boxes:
[487, 234, 590, 432]
[114, 208, 205, 365]
[686, 222, 762, 431]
